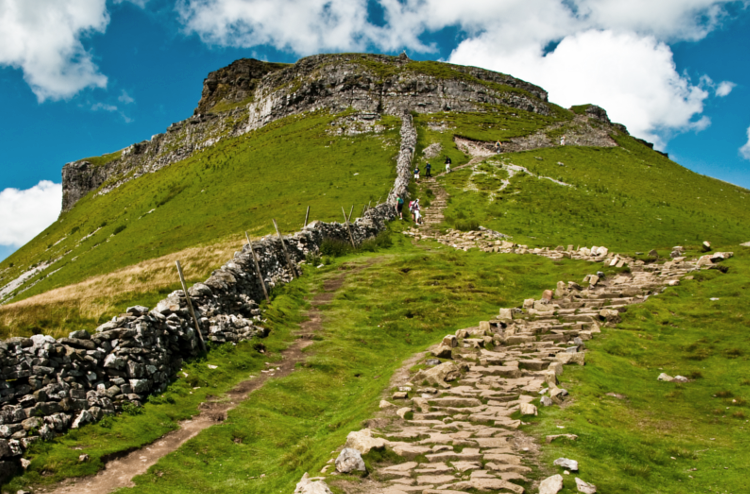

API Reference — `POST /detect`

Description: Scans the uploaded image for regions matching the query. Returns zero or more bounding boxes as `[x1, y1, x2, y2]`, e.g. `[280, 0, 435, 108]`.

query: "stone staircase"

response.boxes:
[296, 247, 734, 494]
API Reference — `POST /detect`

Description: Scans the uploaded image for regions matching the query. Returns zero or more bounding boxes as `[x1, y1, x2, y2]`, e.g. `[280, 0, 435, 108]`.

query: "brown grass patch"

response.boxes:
[0, 235, 246, 338]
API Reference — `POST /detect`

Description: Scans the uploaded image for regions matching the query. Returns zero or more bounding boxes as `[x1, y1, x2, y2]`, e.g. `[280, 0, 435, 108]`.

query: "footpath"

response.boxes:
[295, 240, 733, 494]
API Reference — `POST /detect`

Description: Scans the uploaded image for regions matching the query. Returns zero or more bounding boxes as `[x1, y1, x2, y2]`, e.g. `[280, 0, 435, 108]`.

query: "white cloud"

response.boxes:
[0, 181, 62, 247]
[118, 89, 135, 104]
[177, 0, 374, 53]
[175, 0, 739, 146]
[716, 80, 736, 97]
[450, 29, 711, 148]
[740, 126, 750, 160]
[0, 0, 109, 101]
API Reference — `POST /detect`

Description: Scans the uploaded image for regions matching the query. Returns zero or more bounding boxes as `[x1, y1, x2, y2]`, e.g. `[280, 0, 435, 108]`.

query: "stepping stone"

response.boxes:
[426, 449, 483, 463]
[416, 475, 456, 485]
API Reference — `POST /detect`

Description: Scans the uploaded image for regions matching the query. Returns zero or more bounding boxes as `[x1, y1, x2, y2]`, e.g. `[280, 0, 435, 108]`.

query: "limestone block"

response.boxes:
[344, 429, 388, 455]
[294, 472, 333, 494]
[576, 477, 597, 493]
[335, 448, 366, 474]
[539, 474, 564, 494]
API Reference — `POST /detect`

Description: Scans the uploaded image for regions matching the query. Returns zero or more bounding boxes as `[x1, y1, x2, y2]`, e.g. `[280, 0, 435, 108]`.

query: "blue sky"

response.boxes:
[1, 0, 750, 262]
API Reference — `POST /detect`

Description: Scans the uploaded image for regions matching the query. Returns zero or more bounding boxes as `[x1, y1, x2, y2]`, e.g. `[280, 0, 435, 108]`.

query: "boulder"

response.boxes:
[294, 473, 333, 494]
[413, 362, 461, 388]
[126, 306, 150, 316]
[657, 373, 674, 382]
[702, 241, 712, 252]
[648, 249, 658, 258]
[519, 403, 537, 416]
[598, 309, 621, 326]
[539, 474, 564, 494]
[344, 429, 388, 455]
[335, 448, 366, 474]
[71, 410, 93, 429]
[554, 457, 579, 471]
[498, 308, 513, 321]
[576, 477, 597, 493]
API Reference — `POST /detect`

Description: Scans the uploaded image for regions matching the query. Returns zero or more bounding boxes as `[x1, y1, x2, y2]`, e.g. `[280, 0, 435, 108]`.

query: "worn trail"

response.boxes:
[41, 266, 357, 494]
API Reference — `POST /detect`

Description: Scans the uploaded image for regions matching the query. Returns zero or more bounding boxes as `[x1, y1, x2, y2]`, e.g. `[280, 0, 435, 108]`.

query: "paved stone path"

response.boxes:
[301, 240, 733, 494]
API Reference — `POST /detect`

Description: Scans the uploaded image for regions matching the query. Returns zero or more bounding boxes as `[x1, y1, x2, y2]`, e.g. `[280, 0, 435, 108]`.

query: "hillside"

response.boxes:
[0, 52, 748, 494]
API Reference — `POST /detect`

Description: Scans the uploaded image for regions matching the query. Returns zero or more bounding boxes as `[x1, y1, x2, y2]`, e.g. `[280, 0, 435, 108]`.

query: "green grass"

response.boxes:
[524, 247, 750, 493]
[81, 150, 124, 167]
[435, 132, 750, 251]
[0, 110, 400, 304]
[4, 284, 307, 491]
[5, 231, 597, 493]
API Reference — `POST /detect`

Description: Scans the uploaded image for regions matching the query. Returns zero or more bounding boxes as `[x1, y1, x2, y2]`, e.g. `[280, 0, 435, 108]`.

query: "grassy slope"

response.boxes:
[0, 111, 400, 305]
[528, 247, 750, 493]
[419, 115, 750, 251]
[6, 230, 598, 493]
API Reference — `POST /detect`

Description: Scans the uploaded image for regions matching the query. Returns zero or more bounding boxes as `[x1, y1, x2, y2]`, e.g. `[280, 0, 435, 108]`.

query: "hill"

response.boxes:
[0, 52, 749, 494]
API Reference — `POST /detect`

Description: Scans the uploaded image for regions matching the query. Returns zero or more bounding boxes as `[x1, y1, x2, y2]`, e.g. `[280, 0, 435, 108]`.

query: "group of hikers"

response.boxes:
[396, 196, 423, 224]
[413, 156, 452, 183]
[399, 141, 508, 224]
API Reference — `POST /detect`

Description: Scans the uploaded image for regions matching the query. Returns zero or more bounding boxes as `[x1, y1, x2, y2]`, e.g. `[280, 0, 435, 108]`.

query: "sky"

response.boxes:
[1, 0, 750, 262]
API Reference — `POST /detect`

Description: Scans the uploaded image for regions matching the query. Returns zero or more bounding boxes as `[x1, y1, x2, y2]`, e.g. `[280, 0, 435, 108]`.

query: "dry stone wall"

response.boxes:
[0, 198, 398, 477]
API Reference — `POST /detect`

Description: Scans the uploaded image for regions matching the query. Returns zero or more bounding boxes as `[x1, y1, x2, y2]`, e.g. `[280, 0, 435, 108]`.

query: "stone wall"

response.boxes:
[0, 198, 397, 473]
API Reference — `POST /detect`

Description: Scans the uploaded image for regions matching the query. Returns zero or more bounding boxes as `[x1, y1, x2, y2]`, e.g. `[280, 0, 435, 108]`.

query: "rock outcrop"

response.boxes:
[62, 53, 551, 212]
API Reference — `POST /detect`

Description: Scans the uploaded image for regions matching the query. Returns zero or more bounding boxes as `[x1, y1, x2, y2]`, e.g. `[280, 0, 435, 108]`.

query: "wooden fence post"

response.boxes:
[347, 205, 354, 223]
[303, 206, 310, 228]
[175, 260, 207, 353]
[273, 219, 298, 279]
[341, 206, 356, 248]
[245, 231, 270, 303]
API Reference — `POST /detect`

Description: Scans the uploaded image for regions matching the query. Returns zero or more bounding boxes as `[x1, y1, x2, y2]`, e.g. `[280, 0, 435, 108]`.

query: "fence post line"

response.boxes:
[245, 231, 270, 303]
[341, 206, 356, 248]
[347, 205, 354, 223]
[303, 206, 310, 228]
[175, 260, 207, 353]
[273, 219, 298, 279]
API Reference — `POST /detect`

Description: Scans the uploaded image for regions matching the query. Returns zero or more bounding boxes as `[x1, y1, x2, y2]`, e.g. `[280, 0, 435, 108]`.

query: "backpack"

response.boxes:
[398, 197, 404, 205]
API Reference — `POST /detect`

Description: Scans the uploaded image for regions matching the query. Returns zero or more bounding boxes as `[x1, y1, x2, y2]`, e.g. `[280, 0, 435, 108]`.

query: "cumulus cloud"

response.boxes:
[0, 181, 62, 248]
[177, 0, 375, 53]
[0, 0, 109, 101]
[740, 126, 750, 160]
[450, 29, 711, 147]
[176, 0, 738, 146]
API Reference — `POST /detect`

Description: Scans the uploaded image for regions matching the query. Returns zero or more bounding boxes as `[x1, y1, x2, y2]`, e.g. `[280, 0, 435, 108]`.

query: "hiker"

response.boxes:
[495, 140, 502, 153]
[560, 136, 566, 146]
[414, 166, 420, 182]
[425, 162, 432, 177]
[445, 156, 452, 173]
[410, 198, 422, 225]
[396, 196, 405, 220]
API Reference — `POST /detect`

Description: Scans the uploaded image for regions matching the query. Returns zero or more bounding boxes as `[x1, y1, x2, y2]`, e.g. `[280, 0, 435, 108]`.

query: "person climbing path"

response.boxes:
[396, 196, 405, 220]
[444, 156, 451, 173]
[425, 162, 432, 177]
[414, 165, 420, 182]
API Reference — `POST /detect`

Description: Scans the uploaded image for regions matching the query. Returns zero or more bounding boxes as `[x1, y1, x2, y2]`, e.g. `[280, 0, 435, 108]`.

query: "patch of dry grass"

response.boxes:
[0, 235, 245, 339]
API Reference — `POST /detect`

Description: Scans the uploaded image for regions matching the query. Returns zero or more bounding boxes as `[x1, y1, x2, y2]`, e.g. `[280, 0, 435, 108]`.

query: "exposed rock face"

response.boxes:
[195, 58, 287, 115]
[61, 53, 552, 212]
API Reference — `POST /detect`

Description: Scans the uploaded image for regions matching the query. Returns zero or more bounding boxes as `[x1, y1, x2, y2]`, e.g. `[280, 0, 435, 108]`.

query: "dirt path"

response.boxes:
[40, 265, 361, 494]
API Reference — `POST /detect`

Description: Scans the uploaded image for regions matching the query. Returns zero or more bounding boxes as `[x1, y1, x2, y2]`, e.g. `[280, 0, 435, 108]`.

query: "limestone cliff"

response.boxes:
[62, 53, 553, 212]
